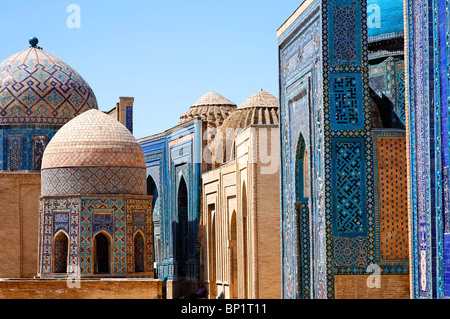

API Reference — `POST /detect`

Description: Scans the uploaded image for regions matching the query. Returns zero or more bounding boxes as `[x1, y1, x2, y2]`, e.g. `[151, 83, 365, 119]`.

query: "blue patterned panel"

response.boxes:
[92, 209, 114, 236]
[281, 19, 321, 85]
[330, 73, 364, 130]
[329, 1, 362, 66]
[369, 62, 387, 94]
[126, 106, 133, 133]
[445, 234, 450, 297]
[332, 138, 366, 237]
[7, 135, 22, 170]
[32, 134, 48, 170]
[333, 237, 367, 268]
[53, 210, 70, 234]
[395, 61, 406, 124]
[41, 166, 146, 196]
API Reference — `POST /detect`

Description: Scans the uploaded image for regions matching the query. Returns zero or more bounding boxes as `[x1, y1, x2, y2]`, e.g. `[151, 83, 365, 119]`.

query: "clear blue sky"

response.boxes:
[0, 0, 301, 138]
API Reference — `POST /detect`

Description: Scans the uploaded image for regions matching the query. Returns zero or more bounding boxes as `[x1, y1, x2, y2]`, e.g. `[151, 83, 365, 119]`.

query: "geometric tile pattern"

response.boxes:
[333, 237, 367, 268]
[32, 134, 48, 170]
[0, 127, 57, 171]
[394, 61, 406, 124]
[332, 6, 357, 62]
[330, 74, 364, 130]
[41, 166, 146, 196]
[279, 9, 322, 298]
[125, 198, 154, 275]
[0, 47, 98, 125]
[40, 197, 80, 275]
[332, 139, 366, 236]
[406, 0, 446, 299]
[329, 2, 362, 66]
[80, 197, 126, 275]
[126, 105, 133, 133]
[7, 135, 22, 171]
[39, 196, 155, 277]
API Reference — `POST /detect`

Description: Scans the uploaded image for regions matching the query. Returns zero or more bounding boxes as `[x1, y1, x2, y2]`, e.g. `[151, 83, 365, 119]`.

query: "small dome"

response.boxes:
[179, 91, 237, 128]
[191, 91, 236, 107]
[237, 90, 279, 109]
[41, 109, 145, 170]
[221, 91, 279, 129]
[0, 45, 98, 125]
[208, 91, 279, 164]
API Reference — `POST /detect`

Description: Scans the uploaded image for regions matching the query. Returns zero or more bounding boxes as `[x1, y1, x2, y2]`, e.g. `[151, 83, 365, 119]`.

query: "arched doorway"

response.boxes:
[54, 231, 69, 273]
[208, 204, 217, 298]
[147, 175, 159, 212]
[211, 213, 217, 298]
[242, 182, 249, 299]
[134, 232, 145, 273]
[177, 176, 188, 278]
[147, 175, 160, 275]
[94, 232, 111, 274]
[295, 133, 310, 299]
[230, 210, 238, 298]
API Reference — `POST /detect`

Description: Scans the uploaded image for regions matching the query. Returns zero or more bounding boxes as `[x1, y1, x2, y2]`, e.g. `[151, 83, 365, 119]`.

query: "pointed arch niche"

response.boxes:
[177, 176, 189, 278]
[93, 232, 112, 274]
[295, 133, 311, 299]
[53, 231, 69, 274]
[134, 231, 145, 273]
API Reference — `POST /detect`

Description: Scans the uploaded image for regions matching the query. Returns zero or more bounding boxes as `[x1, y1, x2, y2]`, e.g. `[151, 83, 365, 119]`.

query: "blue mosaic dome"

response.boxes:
[0, 45, 98, 125]
[367, 0, 404, 41]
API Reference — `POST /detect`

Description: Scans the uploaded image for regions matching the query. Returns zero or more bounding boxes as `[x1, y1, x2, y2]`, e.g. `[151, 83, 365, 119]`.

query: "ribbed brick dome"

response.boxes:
[179, 91, 237, 128]
[41, 109, 145, 169]
[41, 109, 146, 196]
[209, 90, 279, 164]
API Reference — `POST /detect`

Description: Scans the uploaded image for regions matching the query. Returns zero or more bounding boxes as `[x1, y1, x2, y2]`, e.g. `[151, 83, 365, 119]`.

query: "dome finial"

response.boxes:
[29, 37, 39, 48]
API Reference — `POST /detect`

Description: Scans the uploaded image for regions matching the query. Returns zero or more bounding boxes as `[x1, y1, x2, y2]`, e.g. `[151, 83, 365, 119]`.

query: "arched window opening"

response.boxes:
[94, 233, 110, 274]
[134, 232, 145, 273]
[230, 210, 238, 298]
[211, 213, 217, 298]
[295, 133, 311, 299]
[242, 182, 249, 299]
[147, 175, 159, 212]
[54, 232, 69, 273]
[177, 176, 188, 278]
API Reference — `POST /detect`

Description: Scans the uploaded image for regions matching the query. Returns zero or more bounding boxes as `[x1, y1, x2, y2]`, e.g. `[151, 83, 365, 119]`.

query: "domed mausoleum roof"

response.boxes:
[41, 109, 145, 170]
[209, 90, 279, 164]
[220, 90, 279, 130]
[179, 91, 237, 128]
[0, 38, 98, 125]
[367, 0, 404, 42]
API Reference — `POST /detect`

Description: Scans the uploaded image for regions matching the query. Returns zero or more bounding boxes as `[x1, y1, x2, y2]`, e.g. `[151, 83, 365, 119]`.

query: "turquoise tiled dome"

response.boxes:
[367, 0, 404, 41]
[0, 45, 98, 125]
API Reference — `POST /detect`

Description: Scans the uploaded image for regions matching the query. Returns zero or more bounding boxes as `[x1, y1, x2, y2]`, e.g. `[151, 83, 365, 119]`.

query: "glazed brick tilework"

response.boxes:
[41, 166, 146, 196]
[40, 195, 153, 277]
[0, 48, 98, 125]
[376, 134, 408, 261]
[40, 197, 81, 275]
[374, 132, 408, 261]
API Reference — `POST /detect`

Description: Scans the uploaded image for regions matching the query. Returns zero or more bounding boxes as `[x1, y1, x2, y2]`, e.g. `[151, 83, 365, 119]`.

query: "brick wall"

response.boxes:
[334, 275, 409, 299]
[0, 279, 162, 299]
[0, 172, 41, 278]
